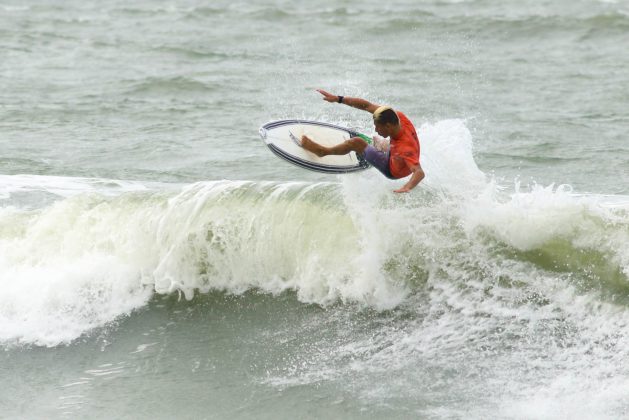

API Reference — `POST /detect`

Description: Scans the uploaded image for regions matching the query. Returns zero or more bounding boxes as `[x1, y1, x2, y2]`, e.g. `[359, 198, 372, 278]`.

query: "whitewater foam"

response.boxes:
[0, 179, 404, 346]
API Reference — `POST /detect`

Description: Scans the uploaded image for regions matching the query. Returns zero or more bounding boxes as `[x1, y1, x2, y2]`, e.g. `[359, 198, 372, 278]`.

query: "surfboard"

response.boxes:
[258, 120, 372, 174]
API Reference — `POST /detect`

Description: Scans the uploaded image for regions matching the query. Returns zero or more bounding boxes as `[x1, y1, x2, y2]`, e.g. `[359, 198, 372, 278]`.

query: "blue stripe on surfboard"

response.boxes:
[261, 120, 363, 140]
[261, 119, 356, 134]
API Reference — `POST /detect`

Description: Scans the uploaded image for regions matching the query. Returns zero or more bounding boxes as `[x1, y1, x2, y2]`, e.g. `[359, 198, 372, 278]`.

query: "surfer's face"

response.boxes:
[374, 121, 395, 138]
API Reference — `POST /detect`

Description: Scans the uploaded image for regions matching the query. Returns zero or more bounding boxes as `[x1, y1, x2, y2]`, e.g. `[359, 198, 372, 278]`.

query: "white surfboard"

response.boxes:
[259, 120, 371, 174]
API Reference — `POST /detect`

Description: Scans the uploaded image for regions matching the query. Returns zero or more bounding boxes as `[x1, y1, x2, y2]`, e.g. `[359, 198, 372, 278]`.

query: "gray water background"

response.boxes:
[2, 0, 629, 419]
[3, 0, 628, 191]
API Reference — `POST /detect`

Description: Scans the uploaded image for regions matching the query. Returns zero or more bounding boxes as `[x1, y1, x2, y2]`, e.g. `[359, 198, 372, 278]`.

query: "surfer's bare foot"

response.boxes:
[300, 135, 327, 157]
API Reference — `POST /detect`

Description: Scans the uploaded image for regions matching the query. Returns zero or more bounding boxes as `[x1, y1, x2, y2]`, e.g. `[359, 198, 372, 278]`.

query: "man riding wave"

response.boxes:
[300, 89, 424, 193]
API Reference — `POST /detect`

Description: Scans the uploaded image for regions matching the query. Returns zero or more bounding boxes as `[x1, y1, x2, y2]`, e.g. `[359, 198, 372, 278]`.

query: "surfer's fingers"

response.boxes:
[317, 89, 335, 101]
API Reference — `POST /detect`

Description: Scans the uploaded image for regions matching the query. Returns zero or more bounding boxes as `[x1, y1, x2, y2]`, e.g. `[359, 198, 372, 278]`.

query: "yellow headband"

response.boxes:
[373, 105, 393, 122]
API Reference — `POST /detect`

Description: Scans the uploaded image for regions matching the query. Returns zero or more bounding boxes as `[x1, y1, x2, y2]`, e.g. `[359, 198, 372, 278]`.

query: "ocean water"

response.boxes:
[1, 0, 629, 418]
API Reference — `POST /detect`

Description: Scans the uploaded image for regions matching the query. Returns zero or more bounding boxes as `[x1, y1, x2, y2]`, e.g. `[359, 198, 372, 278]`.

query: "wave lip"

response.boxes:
[0, 179, 407, 346]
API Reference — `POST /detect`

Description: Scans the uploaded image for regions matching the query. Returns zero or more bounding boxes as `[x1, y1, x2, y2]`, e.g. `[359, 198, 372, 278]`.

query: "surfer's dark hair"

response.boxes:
[373, 107, 399, 125]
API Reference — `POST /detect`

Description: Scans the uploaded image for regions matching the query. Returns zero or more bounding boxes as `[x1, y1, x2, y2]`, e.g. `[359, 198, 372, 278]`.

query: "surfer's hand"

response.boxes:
[394, 186, 412, 193]
[317, 89, 338, 103]
[394, 165, 424, 193]
[373, 135, 389, 152]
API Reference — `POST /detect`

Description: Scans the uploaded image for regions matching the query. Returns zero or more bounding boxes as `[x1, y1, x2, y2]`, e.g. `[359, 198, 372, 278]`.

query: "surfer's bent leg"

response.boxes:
[301, 136, 368, 157]
[363, 145, 394, 179]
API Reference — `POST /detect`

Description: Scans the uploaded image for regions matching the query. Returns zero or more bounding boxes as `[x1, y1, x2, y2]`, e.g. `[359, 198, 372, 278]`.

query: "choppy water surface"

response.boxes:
[1, 0, 629, 418]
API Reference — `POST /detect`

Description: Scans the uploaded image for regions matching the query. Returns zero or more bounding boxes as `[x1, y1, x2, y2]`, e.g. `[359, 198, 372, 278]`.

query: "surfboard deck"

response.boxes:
[259, 120, 371, 174]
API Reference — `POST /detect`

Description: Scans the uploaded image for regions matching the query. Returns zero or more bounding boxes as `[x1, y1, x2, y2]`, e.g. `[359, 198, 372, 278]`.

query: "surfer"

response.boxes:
[300, 89, 424, 193]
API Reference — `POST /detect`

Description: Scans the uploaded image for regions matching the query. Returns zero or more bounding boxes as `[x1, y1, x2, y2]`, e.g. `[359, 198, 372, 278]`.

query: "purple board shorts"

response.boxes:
[362, 145, 394, 179]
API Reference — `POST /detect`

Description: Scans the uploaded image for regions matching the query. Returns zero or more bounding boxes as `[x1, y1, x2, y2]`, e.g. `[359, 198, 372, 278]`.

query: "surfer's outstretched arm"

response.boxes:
[317, 89, 380, 114]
